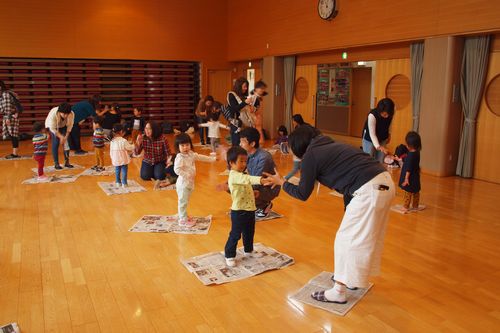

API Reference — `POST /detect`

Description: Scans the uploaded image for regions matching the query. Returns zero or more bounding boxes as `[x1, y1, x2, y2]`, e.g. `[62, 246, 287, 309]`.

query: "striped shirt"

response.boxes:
[32, 133, 49, 156]
[93, 127, 106, 148]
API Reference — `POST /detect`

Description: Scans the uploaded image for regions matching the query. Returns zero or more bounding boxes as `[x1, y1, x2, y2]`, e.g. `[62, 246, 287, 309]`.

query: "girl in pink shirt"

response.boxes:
[110, 124, 135, 187]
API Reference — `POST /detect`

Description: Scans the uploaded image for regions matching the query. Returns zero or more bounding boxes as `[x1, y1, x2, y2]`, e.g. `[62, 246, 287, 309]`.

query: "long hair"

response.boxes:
[375, 98, 395, 117]
[146, 121, 163, 141]
[89, 95, 102, 110]
[0, 81, 7, 92]
[199, 95, 214, 113]
[233, 77, 249, 99]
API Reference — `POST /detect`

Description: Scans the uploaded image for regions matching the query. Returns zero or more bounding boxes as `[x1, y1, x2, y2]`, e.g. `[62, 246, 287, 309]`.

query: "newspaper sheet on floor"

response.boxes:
[0, 155, 32, 161]
[31, 164, 84, 173]
[181, 243, 294, 285]
[22, 174, 80, 185]
[79, 166, 115, 176]
[0, 322, 20, 333]
[289, 271, 373, 316]
[129, 215, 211, 234]
[98, 180, 146, 195]
[390, 204, 426, 214]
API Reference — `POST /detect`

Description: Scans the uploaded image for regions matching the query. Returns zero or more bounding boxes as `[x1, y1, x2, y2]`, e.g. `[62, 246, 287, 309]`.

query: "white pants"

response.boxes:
[176, 186, 193, 220]
[334, 171, 395, 288]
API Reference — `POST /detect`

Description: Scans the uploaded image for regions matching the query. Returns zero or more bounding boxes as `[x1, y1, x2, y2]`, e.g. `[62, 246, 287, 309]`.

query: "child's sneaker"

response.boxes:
[54, 164, 63, 170]
[225, 257, 236, 267]
[184, 218, 196, 228]
[91, 165, 98, 170]
[37, 175, 49, 181]
[244, 251, 262, 258]
[122, 183, 128, 188]
[115, 182, 122, 187]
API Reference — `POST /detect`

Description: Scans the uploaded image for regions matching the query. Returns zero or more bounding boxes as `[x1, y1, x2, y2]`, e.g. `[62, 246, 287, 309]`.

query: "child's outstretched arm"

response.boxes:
[231, 172, 261, 186]
[193, 153, 216, 163]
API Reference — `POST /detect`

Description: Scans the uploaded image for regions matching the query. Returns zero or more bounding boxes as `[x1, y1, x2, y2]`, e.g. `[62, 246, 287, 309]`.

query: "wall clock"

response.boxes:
[318, 0, 338, 21]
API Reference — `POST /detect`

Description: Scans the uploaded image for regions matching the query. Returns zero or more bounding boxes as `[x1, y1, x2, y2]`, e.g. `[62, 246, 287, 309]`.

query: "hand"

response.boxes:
[378, 146, 389, 155]
[253, 190, 260, 199]
[216, 182, 229, 192]
[262, 168, 284, 188]
[402, 179, 409, 187]
[245, 96, 254, 104]
[5, 119, 10, 126]
[136, 134, 143, 146]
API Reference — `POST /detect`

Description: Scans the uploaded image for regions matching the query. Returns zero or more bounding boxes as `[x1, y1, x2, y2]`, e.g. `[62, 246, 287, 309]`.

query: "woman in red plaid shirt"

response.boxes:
[135, 121, 172, 181]
[0, 81, 21, 159]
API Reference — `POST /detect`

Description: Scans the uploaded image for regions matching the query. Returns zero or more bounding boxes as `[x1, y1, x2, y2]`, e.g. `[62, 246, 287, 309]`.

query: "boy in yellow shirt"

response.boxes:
[224, 146, 265, 267]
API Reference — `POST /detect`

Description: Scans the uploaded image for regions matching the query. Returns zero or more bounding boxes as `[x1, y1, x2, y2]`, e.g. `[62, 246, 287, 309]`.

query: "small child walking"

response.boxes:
[398, 131, 422, 213]
[92, 116, 106, 171]
[224, 146, 265, 267]
[110, 124, 135, 187]
[173, 133, 216, 226]
[32, 122, 49, 180]
[198, 112, 229, 155]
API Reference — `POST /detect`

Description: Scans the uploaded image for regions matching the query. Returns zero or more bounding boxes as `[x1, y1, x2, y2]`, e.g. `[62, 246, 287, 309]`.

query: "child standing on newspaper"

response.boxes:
[224, 146, 266, 267]
[173, 133, 216, 227]
[198, 112, 229, 155]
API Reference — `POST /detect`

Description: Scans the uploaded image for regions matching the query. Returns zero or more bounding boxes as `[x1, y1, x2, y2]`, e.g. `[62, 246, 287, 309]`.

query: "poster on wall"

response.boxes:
[317, 65, 351, 107]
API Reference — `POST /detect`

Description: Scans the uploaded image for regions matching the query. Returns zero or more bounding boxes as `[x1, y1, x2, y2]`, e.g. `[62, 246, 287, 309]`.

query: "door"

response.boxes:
[207, 70, 232, 103]
[350, 67, 372, 137]
[292, 64, 317, 126]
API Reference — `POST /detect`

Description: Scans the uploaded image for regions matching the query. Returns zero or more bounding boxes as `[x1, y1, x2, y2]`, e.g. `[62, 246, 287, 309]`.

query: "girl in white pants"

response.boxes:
[173, 133, 215, 227]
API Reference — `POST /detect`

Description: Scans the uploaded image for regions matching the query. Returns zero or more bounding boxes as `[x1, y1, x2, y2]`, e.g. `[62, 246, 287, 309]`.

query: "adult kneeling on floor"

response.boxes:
[262, 125, 395, 304]
[135, 121, 172, 181]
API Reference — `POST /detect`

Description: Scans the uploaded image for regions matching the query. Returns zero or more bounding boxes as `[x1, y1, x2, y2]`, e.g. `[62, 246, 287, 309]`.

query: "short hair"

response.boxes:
[92, 116, 104, 126]
[210, 112, 220, 121]
[405, 131, 422, 151]
[227, 146, 247, 167]
[278, 125, 288, 136]
[254, 80, 267, 89]
[376, 98, 395, 117]
[292, 114, 305, 126]
[33, 122, 44, 132]
[112, 123, 124, 133]
[288, 125, 322, 159]
[134, 106, 143, 113]
[204, 95, 214, 103]
[213, 101, 222, 110]
[239, 127, 260, 148]
[147, 121, 163, 140]
[58, 103, 73, 114]
[174, 133, 193, 153]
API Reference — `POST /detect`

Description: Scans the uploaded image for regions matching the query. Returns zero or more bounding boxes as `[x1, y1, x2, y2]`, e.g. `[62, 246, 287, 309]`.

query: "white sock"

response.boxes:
[324, 282, 347, 302]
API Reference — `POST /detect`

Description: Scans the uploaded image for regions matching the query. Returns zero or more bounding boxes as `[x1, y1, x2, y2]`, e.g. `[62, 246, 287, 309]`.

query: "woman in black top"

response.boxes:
[361, 98, 395, 162]
[263, 125, 395, 304]
[102, 104, 122, 138]
[227, 77, 252, 146]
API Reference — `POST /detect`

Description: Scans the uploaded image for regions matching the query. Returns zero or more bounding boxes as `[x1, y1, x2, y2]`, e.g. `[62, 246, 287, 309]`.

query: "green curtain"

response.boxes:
[456, 36, 491, 178]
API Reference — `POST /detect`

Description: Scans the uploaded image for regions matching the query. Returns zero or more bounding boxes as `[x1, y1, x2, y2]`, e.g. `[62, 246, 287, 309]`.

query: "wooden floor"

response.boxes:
[1, 136, 499, 333]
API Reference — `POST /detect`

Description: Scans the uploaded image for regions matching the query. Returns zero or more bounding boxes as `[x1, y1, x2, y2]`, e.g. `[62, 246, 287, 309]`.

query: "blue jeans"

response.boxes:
[115, 165, 128, 185]
[362, 139, 386, 163]
[140, 160, 166, 180]
[50, 126, 69, 165]
[224, 210, 255, 258]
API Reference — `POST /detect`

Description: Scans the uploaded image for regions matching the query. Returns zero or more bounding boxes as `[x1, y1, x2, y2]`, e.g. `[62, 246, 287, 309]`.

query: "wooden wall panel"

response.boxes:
[474, 51, 500, 183]
[207, 70, 232, 104]
[292, 65, 317, 126]
[228, 0, 500, 61]
[0, 0, 230, 96]
[374, 59, 413, 152]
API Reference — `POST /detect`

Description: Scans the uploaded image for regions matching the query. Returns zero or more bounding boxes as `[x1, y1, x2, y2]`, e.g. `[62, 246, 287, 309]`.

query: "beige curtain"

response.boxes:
[283, 56, 296, 132]
[456, 35, 491, 178]
[410, 43, 424, 132]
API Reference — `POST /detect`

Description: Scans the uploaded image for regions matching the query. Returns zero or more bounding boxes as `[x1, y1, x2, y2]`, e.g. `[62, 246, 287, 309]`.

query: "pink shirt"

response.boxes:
[110, 137, 135, 166]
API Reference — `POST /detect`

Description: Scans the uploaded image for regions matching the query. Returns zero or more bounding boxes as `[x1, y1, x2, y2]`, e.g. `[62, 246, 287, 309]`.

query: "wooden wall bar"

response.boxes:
[0, 58, 200, 135]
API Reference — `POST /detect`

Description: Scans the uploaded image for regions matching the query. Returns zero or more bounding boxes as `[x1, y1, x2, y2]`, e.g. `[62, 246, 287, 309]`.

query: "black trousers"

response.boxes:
[68, 123, 81, 151]
[224, 210, 255, 258]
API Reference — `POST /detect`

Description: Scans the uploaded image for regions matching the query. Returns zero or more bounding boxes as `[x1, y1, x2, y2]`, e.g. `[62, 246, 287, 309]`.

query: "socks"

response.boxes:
[324, 282, 347, 302]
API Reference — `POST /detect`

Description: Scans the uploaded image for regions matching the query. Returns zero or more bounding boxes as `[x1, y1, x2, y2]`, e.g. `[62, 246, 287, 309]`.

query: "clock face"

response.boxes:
[318, 0, 336, 20]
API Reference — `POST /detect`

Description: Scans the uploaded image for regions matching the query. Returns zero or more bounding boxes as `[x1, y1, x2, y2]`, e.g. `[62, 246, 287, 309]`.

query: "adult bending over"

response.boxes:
[361, 98, 395, 162]
[69, 95, 103, 154]
[45, 103, 75, 169]
[263, 125, 395, 304]
[135, 121, 171, 181]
